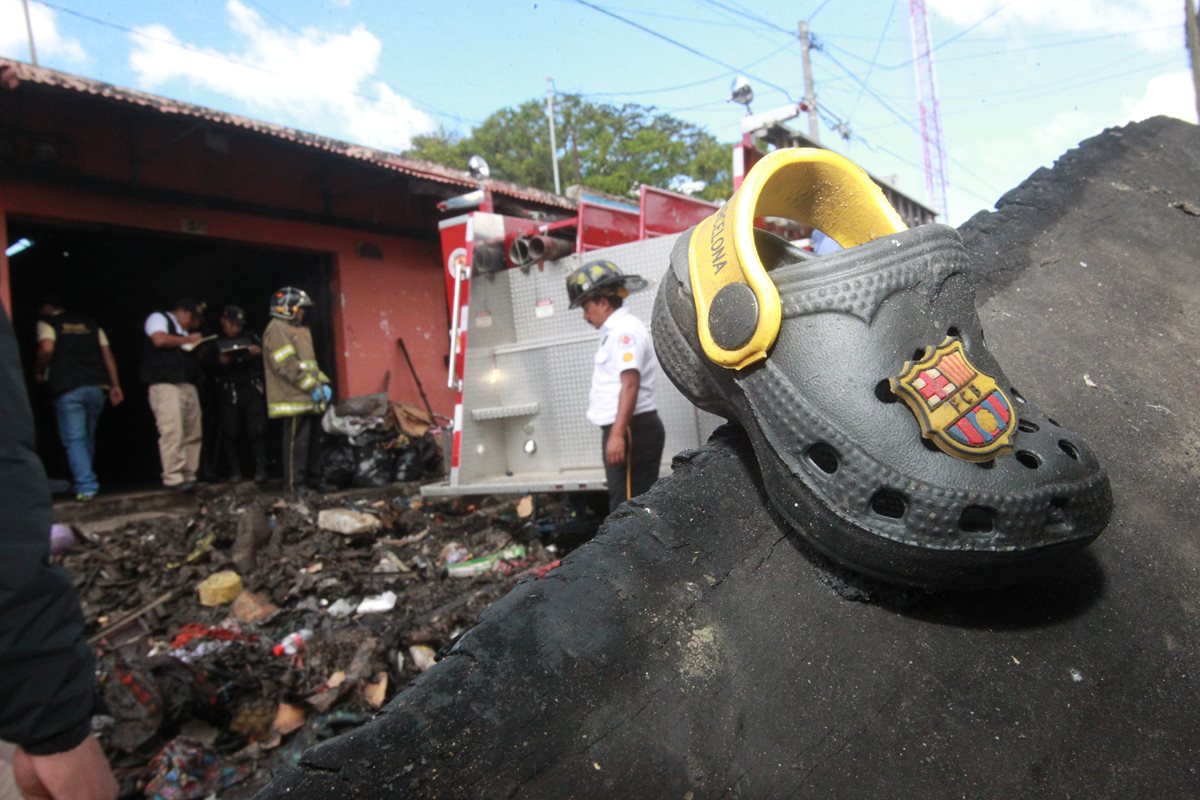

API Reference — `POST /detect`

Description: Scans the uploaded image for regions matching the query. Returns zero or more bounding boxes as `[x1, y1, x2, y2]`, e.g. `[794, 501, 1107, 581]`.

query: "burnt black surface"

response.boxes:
[259, 116, 1200, 798]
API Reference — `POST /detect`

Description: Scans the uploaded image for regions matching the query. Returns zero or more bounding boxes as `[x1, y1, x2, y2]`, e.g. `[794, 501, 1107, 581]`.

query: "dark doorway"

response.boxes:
[7, 218, 335, 491]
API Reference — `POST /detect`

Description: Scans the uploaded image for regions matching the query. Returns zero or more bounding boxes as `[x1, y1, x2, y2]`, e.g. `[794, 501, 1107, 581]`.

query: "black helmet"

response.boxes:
[566, 260, 647, 308]
[270, 287, 313, 321]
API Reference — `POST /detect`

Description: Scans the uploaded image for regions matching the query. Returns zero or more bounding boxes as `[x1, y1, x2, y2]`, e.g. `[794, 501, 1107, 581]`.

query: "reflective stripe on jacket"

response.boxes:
[262, 319, 330, 418]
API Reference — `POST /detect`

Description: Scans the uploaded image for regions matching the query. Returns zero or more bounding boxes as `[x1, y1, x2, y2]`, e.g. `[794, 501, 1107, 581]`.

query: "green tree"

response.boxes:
[405, 95, 732, 202]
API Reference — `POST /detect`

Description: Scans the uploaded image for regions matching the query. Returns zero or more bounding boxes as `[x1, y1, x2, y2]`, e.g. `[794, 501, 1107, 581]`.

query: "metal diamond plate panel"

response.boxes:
[446, 231, 723, 494]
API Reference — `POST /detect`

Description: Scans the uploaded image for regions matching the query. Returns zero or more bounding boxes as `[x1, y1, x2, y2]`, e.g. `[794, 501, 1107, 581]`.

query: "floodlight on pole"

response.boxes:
[467, 155, 490, 182]
[730, 76, 754, 114]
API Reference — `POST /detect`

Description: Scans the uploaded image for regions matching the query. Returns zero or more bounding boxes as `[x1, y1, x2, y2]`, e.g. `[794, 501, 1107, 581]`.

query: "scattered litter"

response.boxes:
[439, 542, 471, 565]
[363, 672, 388, 708]
[356, 591, 398, 614]
[229, 590, 279, 623]
[517, 494, 534, 519]
[49, 523, 77, 555]
[272, 629, 313, 657]
[1083, 374, 1098, 388]
[326, 598, 357, 618]
[196, 571, 243, 606]
[58, 485, 576, 794]
[409, 645, 437, 672]
[445, 544, 528, 578]
[318, 509, 383, 535]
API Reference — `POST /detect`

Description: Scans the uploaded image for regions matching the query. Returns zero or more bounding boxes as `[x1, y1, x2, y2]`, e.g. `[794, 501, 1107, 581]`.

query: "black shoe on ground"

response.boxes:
[653, 147, 1112, 590]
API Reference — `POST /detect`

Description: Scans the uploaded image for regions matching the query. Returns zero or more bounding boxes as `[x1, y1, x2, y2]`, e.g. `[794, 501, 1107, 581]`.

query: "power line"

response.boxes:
[571, 0, 797, 101]
[698, 0, 793, 37]
[847, 0, 896, 119]
[816, 47, 998, 198]
[808, 0, 836, 24]
[241, 0, 304, 36]
[574, 39, 796, 99]
[823, 24, 1176, 71]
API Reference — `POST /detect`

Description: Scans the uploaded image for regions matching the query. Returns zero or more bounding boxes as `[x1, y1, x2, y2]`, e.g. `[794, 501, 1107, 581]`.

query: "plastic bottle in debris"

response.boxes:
[272, 628, 313, 656]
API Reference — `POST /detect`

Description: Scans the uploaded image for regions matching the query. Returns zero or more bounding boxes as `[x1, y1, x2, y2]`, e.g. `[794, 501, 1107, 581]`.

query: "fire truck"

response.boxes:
[421, 129, 936, 499]
[421, 182, 724, 498]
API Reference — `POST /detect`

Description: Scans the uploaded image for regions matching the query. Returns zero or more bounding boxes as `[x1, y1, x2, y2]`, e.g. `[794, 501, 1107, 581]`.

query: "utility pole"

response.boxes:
[798, 20, 819, 142]
[545, 77, 562, 196]
[1187, 0, 1200, 121]
[21, 0, 38, 66]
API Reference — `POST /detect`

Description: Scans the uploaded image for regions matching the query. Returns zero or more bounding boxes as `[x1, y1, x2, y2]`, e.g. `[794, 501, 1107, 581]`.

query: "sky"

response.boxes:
[0, 0, 1193, 225]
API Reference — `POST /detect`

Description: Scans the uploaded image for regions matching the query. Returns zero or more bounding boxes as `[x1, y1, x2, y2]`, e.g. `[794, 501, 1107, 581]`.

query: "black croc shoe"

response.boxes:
[653, 148, 1112, 589]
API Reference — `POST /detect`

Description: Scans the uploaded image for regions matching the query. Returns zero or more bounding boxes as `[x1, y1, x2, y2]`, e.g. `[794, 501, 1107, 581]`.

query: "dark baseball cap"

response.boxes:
[221, 305, 246, 323]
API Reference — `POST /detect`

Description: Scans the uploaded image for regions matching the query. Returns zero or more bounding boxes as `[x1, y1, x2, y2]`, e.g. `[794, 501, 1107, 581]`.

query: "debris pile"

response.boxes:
[61, 486, 571, 798]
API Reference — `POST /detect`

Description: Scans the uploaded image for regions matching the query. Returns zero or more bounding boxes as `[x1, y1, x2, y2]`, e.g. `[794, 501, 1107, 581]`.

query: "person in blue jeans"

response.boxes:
[34, 297, 124, 501]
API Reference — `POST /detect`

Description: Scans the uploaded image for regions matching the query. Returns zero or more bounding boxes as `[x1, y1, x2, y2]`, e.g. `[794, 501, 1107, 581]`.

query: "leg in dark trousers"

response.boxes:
[601, 410, 666, 512]
[283, 413, 322, 492]
[243, 383, 268, 482]
[219, 384, 242, 481]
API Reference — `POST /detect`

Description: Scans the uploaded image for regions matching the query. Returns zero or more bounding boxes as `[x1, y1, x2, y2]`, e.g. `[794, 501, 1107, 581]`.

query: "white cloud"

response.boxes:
[927, 0, 1180, 52]
[128, 0, 432, 151]
[946, 69, 1197, 222]
[1123, 70, 1197, 123]
[0, 0, 85, 63]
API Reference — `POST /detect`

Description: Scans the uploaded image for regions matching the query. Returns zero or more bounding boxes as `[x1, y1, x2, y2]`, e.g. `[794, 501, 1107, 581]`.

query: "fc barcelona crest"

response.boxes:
[889, 337, 1017, 462]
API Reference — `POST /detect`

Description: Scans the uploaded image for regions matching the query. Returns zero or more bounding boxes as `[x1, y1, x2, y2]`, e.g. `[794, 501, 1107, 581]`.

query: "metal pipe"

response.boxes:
[447, 259, 467, 389]
[508, 236, 532, 267]
[526, 235, 573, 262]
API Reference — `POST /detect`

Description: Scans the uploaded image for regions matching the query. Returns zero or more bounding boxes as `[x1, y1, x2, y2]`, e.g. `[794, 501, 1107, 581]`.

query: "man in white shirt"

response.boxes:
[567, 260, 666, 511]
[140, 299, 205, 491]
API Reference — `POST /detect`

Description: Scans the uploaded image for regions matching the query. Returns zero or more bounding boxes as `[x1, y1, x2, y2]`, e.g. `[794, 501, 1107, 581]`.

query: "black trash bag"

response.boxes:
[353, 444, 396, 488]
[414, 432, 443, 477]
[394, 444, 423, 482]
[318, 442, 357, 490]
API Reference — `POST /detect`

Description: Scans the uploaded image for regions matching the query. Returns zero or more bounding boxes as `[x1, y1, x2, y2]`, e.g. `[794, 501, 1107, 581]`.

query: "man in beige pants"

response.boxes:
[141, 299, 205, 491]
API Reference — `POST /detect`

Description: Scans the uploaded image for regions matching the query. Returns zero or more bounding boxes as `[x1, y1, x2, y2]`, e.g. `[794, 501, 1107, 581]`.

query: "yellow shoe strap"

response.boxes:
[687, 148, 908, 369]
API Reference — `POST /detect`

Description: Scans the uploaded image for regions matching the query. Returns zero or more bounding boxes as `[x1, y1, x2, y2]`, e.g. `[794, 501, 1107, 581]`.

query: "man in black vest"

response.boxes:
[206, 305, 268, 485]
[141, 298, 205, 491]
[34, 297, 124, 502]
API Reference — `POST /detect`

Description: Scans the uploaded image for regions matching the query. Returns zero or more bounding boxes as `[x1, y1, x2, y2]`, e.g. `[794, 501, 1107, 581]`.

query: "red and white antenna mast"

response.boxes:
[908, 0, 948, 220]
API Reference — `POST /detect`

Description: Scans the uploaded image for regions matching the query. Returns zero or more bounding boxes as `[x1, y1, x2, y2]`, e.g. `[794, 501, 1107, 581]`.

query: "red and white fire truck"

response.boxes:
[422, 181, 723, 498]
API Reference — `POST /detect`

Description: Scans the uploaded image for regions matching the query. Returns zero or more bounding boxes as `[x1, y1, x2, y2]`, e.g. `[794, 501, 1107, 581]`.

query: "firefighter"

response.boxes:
[262, 287, 332, 493]
[207, 305, 268, 485]
[567, 259, 665, 512]
[34, 296, 124, 501]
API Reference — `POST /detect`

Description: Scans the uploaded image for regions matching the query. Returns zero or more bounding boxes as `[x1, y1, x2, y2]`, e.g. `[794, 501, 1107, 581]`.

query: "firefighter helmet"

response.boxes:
[566, 260, 647, 308]
[270, 287, 314, 321]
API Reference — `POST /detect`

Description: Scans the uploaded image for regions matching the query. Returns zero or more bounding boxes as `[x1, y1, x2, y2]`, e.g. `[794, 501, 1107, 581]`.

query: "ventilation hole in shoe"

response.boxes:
[1015, 450, 1041, 469]
[946, 325, 961, 338]
[806, 443, 840, 474]
[976, 459, 995, 469]
[912, 348, 926, 362]
[1058, 440, 1079, 460]
[1010, 386, 1026, 404]
[920, 436, 939, 452]
[959, 505, 995, 533]
[1047, 417, 1060, 427]
[1018, 419, 1039, 433]
[874, 379, 898, 403]
[870, 490, 907, 519]
[1046, 497, 1072, 531]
